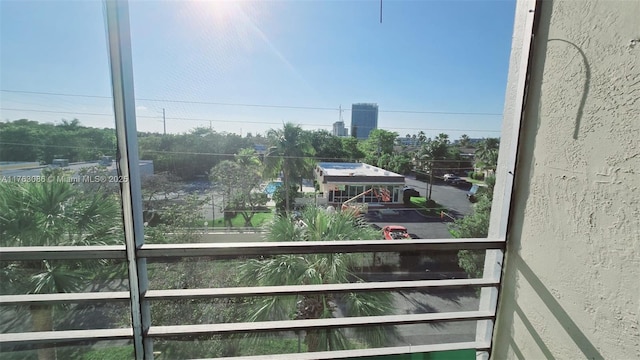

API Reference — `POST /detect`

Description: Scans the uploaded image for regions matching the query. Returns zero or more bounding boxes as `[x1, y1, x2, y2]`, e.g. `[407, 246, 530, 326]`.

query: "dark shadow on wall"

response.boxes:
[547, 38, 591, 140]
[515, 257, 604, 360]
[513, 302, 555, 359]
[509, 338, 526, 360]
[493, 2, 598, 359]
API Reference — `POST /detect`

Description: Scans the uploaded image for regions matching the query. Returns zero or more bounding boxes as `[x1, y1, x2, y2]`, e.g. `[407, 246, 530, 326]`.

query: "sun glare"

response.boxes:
[195, 0, 241, 26]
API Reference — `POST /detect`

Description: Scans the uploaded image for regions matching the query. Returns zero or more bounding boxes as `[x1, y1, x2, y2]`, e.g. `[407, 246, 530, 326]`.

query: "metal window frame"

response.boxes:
[103, 1, 151, 358]
[0, 0, 539, 358]
[476, 0, 540, 359]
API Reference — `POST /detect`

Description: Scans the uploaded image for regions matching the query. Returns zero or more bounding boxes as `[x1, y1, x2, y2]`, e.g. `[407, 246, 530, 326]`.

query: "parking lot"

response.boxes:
[364, 176, 473, 240]
[357, 177, 480, 345]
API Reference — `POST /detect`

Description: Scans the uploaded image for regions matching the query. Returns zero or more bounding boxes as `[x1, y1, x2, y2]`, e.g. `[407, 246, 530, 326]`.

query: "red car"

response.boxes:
[383, 225, 411, 240]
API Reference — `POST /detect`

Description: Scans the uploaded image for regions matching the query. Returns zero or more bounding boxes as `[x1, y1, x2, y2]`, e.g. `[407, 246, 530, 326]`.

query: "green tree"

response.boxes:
[416, 134, 451, 200]
[475, 138, 500, 173]
[308, 130, 347, 162]
[0, 180, 122, 360]
[360, 129, 398, 165]
[0, 119, 45, 161]
[140, 172, 181, 225]
[239, 206, 398, 352]
[0, 119, 117, 164]
[264, 123, 315, 212]
[138, 130, 253, 180]
[448, 177, 495, 278]
[388, 153, 413, 174]
[210, 149, 266, 226]
[340, 137, 364, 161]
[458, 134, 471, 148]
[417, 131, 426, 144]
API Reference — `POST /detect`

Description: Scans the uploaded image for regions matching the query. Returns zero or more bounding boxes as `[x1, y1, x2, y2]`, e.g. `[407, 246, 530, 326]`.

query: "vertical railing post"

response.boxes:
[103, 1, 152, 359]
[476, 0, 540, 358]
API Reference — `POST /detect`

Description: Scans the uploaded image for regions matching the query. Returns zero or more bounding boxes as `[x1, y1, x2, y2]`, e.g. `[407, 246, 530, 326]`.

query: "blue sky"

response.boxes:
[1, 0, 515, 139]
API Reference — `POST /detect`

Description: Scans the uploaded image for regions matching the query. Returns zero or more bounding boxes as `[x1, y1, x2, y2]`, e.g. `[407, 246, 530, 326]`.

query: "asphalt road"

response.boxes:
[405, 176, 473, 217]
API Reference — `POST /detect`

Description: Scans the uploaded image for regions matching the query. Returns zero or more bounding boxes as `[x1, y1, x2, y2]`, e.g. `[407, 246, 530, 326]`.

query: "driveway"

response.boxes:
[364, 209, 452, 240]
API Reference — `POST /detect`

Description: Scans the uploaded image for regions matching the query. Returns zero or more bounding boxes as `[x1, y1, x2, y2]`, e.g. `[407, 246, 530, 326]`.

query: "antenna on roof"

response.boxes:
[339, 105, 344, 122]
[380, 0, 383, 23]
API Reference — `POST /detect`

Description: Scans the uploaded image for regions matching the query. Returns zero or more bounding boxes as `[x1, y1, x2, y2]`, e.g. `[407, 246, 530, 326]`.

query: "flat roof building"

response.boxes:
[314, 162, 404, 206]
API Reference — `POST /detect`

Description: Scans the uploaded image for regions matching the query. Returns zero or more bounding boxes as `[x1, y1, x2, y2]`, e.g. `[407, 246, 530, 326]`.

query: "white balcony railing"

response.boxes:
[1, 238, 502, 359]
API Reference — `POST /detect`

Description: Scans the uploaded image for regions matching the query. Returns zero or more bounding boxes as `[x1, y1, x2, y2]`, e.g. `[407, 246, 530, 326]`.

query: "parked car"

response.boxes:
[383, 225, 411, 240]
[443, 174, 460, 182]
[50, 158, 69, 168]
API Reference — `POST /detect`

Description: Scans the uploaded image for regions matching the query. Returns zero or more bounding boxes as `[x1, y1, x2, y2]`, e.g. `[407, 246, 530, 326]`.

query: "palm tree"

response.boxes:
[264, 123, 315, 212]
[0, 180, 122, 360]
[459, 134, 471, 148]
[235, 147, 261, 168]
[239, 207, 397, 352]
[475, 138, 500, 173]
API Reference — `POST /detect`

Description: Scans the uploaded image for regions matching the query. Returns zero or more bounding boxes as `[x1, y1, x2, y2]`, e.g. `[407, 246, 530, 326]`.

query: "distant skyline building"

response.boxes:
[350, 103, 378, 139]
[332, 121, 348, 137]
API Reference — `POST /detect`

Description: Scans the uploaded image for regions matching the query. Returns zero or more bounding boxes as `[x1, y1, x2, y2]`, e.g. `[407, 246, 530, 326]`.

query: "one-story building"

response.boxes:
[314, 162, 405, 206]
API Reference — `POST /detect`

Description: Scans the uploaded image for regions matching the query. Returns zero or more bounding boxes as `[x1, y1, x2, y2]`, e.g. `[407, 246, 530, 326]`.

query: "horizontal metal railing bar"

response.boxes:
[0, 291, 131, 305]
[0, 279, 497, 306]
[194, 341, 491, 360]
[148, 310, 494, 338]
[0, 238, 504, 261]
[0, 245, 126, 261]
[139, 238, 505, 258]
[146, 278, 499, 300]
[0, 328, 133, 346]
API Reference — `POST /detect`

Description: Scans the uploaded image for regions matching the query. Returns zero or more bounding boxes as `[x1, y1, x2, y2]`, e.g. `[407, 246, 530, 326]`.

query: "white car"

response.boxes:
[443, 174, 460, 182]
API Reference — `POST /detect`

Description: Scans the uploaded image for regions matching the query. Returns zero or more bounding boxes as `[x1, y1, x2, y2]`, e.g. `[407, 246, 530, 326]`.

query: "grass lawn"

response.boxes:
[200, 211, 274, 228]
[409, 197, 448, 216]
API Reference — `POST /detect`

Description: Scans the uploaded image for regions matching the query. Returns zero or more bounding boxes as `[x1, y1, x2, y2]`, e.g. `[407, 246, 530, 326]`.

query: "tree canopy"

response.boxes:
[264, 123, 315, 212]
[239, 206, 397, 352]
[209, 149, 267, 226]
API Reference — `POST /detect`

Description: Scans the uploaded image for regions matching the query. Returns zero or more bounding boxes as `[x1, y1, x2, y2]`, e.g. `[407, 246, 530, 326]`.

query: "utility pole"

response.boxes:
[428, 161, 434, 202]
[162, 108, 166, 135]
[428, 167, 433, 200]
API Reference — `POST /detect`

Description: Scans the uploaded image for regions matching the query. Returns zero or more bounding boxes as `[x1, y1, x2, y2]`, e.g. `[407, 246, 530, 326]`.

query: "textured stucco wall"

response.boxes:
[493, 0, 640, 359]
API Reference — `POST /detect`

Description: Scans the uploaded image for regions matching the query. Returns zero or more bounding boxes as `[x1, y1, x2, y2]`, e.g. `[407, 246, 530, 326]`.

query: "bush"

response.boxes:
[449, 194, 491, 278]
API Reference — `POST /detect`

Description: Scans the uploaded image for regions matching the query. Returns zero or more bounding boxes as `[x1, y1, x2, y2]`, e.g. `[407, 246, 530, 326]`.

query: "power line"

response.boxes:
[1, 108, 115, 117]
[0, 89, 503, 116]
[0, 107, 502, 133]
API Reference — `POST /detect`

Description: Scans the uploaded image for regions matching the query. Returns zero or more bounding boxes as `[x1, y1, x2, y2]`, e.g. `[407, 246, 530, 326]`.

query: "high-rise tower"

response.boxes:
[350, 103, 378, 139]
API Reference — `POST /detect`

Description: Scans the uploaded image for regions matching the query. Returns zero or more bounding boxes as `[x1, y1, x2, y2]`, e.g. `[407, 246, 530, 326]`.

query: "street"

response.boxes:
[404, 176, 473, 217]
